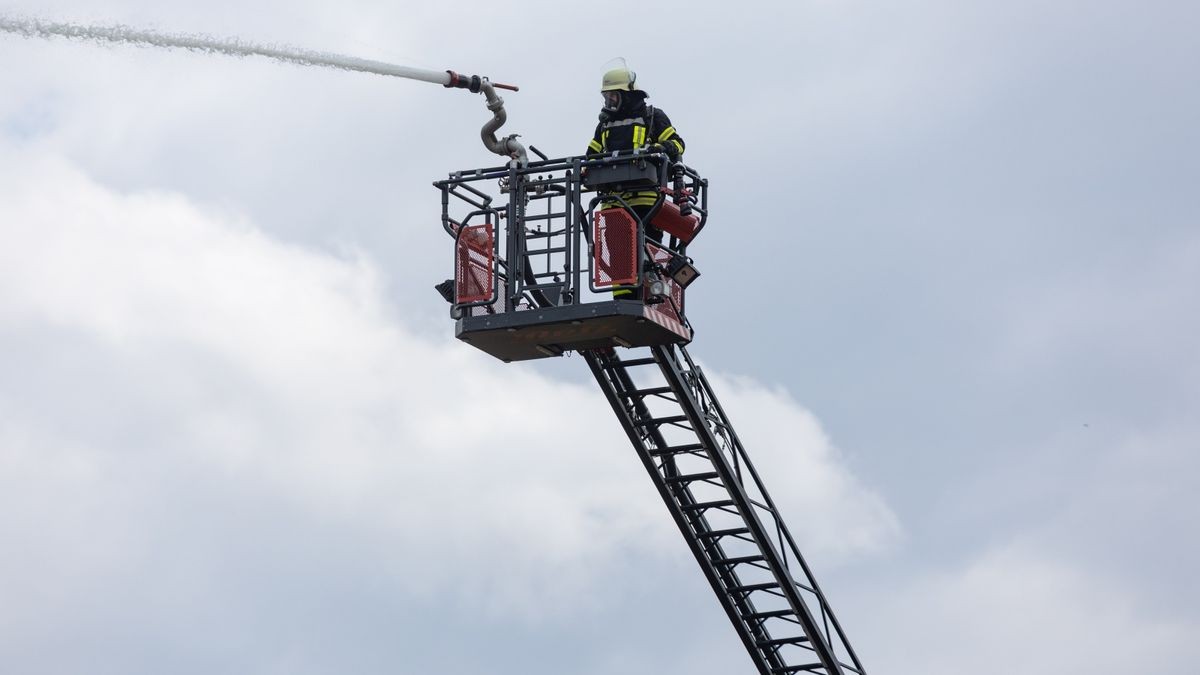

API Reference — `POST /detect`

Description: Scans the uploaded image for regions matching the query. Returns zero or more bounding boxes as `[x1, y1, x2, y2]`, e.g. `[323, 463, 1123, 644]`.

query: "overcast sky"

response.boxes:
[1, 1, 1197, 674]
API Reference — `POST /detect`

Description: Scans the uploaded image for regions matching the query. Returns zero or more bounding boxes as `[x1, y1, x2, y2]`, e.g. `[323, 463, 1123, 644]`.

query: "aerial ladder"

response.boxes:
[433, 79, 868, 675]
[0, 21, 866, 672]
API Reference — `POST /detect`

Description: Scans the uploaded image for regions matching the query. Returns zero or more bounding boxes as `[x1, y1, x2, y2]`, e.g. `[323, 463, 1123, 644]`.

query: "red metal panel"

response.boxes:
[593, 208, 639, 287]
[645, 242, 687, 337]
[456, 223, 494, 304]
[467, 276, 506, 316]
[650, 200, 701, 244]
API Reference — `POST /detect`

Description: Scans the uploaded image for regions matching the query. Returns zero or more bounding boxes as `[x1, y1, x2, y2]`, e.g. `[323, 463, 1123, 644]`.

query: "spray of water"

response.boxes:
[0, 14, 451, 86]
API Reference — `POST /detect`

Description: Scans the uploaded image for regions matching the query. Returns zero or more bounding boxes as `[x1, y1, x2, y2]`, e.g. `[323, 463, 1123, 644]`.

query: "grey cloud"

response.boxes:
[0, 147, 893, 673]
[2, 1, 1197, 672]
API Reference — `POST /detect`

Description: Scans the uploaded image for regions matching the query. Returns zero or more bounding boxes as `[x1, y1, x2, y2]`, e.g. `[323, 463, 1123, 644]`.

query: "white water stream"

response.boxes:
[0, 15, 451, 85]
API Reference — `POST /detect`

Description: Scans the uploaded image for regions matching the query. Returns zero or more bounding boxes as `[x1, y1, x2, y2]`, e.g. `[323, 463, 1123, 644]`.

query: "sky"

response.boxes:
[1, 1, 1197, 674]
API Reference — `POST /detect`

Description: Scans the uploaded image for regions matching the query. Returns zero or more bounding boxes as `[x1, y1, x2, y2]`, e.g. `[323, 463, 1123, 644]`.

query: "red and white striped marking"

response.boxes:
[644, 303, 691, 341]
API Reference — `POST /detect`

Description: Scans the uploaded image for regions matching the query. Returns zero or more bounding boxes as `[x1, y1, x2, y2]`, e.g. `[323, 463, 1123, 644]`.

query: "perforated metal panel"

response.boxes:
[467, 276, 506, 317]
[455, 224, 494, 304]
[645, 242, 687, 337]
[593, 208, 639, 287]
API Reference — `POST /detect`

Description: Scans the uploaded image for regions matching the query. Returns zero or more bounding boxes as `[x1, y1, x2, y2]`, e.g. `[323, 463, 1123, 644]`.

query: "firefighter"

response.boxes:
[586, 60, 685, 300]
[586, 59, 686, 245]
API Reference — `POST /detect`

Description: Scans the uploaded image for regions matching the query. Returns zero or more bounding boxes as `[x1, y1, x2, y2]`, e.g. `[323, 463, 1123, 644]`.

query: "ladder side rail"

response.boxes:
[679, 347, 865, 672]
[682, 346, 863, 672]
[653, 345, 850, 675]
[609, 370, 784, 673]
[676, 346, 868, 674]
[592, 351, 766, 623]
[615, 348, 815, 674]
[583, 350, 782, 675]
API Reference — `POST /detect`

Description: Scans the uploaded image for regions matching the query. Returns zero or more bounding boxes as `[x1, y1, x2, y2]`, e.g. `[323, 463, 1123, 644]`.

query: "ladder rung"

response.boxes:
[613, 357, 657, 368]
[716, 554, 765, 566]
[730, 581, 779, 594]
[757, 636, 810, 649]
[622, 385, 673, 398]
[643, 413, 691, 422]
[772, 664, 824, 674]
[682, 499, 735, 512]
[748, 609, 795, 621]
[698, 527, 749, 540]
[650, 443, 705, 457]
[665, 471, 720, 484]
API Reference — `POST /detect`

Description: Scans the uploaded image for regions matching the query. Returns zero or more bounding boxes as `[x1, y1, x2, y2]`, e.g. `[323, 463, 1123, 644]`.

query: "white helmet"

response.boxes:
[600, 57, 643, 93]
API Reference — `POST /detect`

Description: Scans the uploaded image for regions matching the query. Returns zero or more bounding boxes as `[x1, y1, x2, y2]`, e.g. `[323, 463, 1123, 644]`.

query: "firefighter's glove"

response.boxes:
[653, 142, 680, 162]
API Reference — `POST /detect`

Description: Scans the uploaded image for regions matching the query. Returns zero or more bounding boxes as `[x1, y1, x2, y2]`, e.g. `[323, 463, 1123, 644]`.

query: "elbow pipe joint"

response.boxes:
[479, 80, 528, 167]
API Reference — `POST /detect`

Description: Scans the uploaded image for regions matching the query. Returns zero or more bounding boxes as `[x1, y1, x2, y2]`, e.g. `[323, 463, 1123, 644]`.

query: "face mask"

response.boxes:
[602, 91, 622, 112]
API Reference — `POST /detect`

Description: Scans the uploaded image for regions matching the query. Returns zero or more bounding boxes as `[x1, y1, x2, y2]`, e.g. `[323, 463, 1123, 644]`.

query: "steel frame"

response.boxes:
[585, 345, 867, 675]
[434, 151, 708, 316]
[435, 152, 867, 675]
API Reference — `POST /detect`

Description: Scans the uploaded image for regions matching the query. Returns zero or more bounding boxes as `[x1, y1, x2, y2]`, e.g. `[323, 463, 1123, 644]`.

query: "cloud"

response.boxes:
[8, 4, 1193, 670]
[702, 372, 902, 563]
[852, 413, 1200, 675]
[0, 146, 893, 671]
[864, 542, 1200, 675]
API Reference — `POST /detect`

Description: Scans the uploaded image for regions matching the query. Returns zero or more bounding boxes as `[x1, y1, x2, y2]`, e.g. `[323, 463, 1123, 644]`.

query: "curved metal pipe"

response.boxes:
[479, 80, 528, 167]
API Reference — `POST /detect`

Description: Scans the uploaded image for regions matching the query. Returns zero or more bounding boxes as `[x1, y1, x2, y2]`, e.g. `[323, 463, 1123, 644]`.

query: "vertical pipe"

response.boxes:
[504, 165, 521, 313]
[570, 159, 582, 306]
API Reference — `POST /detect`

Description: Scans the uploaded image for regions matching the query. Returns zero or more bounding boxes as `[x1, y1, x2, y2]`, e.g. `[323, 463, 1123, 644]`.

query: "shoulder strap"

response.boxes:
[647, 105, 669, 139]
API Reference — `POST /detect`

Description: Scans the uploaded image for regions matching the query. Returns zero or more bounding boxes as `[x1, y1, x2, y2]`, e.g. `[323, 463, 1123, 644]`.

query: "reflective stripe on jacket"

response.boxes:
[586, 105, 685, 157]
[586, 105, 685, 207]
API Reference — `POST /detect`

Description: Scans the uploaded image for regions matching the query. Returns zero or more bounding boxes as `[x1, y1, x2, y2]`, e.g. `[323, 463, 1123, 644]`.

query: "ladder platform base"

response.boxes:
[455, 300, 690, 362]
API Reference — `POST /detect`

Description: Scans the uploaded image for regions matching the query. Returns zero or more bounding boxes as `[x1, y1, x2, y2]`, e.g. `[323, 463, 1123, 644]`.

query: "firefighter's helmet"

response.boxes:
[600, 57, 642, 93]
